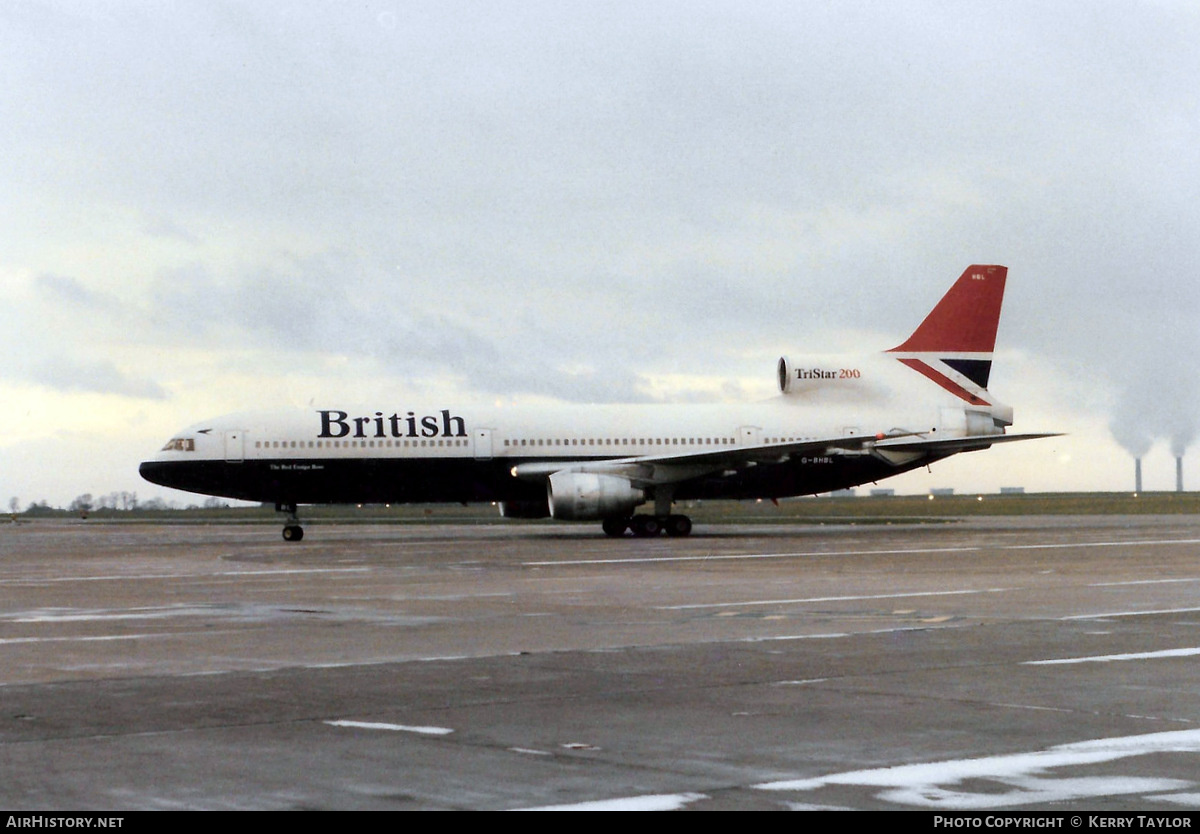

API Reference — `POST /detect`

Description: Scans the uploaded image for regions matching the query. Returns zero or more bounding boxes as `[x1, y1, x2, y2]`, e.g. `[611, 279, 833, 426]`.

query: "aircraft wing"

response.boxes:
[511, 431, 1060, 488]
[511, 431, 913, 487]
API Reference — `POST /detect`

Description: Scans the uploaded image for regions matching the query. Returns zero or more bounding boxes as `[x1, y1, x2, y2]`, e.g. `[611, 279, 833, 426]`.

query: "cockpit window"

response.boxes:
[161, 438, 196, 452]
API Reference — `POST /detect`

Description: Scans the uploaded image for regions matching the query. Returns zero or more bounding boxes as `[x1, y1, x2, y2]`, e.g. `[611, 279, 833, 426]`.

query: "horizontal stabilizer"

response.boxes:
[872, 432, 1062, 455]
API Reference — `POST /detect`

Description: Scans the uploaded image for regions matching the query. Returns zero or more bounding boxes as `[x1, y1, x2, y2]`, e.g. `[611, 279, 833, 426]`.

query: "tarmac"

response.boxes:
[3, 515, 1200, 810]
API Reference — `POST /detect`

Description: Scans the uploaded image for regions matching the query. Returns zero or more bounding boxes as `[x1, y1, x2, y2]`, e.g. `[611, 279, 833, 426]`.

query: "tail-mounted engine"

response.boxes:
[778, 355, 873, 395]
[939, 406, 1009, 437]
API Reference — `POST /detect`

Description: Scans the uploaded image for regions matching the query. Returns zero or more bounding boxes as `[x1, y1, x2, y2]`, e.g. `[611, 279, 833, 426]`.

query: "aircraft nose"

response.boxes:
[139, 460, 170, 488]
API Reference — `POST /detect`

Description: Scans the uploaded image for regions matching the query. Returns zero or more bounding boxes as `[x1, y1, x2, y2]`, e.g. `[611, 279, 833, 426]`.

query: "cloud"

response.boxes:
[29, 357, 166, 400]
[135, 254, 663, 403]
[4, 1, 1200, 501]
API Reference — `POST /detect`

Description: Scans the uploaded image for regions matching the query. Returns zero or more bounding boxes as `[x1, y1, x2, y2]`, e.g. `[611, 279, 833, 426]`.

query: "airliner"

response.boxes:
[140, 265, 1054, 540]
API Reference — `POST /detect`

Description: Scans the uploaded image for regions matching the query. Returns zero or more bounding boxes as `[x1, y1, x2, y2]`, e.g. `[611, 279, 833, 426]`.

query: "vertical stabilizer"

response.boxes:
[887, 265, 1007, 405]
[890, 265, 1007, 356]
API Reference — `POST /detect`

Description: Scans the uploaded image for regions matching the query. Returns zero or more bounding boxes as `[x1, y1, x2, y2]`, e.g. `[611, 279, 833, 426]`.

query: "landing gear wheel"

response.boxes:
[277, 502, 303, 542]
[631, 515, 662, 537]
[601, 517, 629, 537]
[664, 514, 693, 537]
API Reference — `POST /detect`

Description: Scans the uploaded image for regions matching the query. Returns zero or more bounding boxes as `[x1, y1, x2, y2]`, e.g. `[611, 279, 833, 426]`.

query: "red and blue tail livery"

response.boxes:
[888, 265, 1006, 403]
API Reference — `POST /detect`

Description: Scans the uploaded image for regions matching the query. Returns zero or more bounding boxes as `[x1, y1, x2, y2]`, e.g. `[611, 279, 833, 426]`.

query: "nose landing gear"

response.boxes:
[277, 502, 304, 542]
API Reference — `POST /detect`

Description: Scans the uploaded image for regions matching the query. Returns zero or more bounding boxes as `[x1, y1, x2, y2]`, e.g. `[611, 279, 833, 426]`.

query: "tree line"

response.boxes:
[9, 493, 232, 516]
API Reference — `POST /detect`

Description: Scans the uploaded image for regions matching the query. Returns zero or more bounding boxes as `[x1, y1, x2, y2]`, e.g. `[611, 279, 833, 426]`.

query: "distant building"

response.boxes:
[869, 488, 895, 497]
[999, 487, 1025, 495]
[830, 489, 857, 498]
[930, 488, 955, 496]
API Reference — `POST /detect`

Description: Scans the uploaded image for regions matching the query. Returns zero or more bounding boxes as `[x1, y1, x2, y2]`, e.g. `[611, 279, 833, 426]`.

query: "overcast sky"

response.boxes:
[2, 0, 1198, 506]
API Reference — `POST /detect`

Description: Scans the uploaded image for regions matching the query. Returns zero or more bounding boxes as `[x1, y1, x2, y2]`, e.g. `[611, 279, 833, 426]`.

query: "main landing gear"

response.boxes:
[277, 502, 304, 542]
[603, 486, 693, 538]
[602, 514, 693, 538]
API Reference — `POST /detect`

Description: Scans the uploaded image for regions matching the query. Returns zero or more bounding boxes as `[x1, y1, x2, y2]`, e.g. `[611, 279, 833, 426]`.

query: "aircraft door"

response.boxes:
[473, 428, 493, 460]
[223, 430, 245, 463]
[738, 425, 763, 446]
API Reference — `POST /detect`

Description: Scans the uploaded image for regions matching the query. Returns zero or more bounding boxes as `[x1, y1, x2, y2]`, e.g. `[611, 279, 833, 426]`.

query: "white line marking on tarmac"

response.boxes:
[526, 537, 1200, 568]
[1062, 606, 1200, 620]
[8, 607, 217, 623]
[746, 631, 848, 641]
[743, 626, 931, 642]
[753, 728, 1200, 809]
[0, 634, 158, 645]
[526, 546, 980, 566]
[325, 720, 454, 735]
[1090, 577, 1200, 587]
[517, 792, 709, 811]
[1148, 792, 1200, 805]
[1025, 647, 1200, 665]
[663, 588, 1007, 610]
[0, 567, 370, 584]
[216, 568, 371, 576]
[774, 679, 828, 686]
[1005, 538, 1200, 550]
[303, 654, 478, 668]
[989, 703, 1074, 713]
